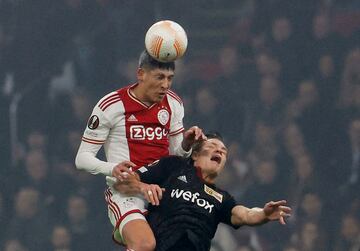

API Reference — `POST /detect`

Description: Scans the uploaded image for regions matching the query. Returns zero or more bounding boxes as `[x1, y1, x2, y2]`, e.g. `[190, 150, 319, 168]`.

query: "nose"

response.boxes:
[161, 80, 170, 90]
[215, 149, 222, 155]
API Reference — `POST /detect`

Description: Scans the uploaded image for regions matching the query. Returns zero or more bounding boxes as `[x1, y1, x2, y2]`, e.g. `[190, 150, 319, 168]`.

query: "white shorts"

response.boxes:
[104, 187, 148, 245]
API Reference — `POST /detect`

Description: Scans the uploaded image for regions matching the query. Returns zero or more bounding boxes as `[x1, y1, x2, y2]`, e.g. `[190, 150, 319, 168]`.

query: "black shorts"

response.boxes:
[155, 230, 209, 251]
[164, 235, 197, 251]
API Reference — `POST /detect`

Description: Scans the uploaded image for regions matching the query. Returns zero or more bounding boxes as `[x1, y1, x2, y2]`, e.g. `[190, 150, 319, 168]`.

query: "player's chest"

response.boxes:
[165, 172, 224, 215]
[124, 104, 171, 124]
[124, 104, 172, 140]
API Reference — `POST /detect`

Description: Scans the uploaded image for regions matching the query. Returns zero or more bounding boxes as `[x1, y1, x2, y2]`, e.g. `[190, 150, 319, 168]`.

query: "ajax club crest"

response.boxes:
[157, 109, 169, 125]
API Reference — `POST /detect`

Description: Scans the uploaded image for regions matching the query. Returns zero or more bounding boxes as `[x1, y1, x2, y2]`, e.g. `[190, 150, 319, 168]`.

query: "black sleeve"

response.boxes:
[136, 156, 180, 184]
[219, 192, 240, 229]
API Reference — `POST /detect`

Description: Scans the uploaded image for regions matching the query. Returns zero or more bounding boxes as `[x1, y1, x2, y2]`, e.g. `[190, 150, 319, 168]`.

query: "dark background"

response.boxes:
[1, 0, 360, 250]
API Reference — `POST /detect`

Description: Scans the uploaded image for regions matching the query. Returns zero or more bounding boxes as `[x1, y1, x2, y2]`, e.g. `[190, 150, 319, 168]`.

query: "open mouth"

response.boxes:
[210, 155, 221, 164]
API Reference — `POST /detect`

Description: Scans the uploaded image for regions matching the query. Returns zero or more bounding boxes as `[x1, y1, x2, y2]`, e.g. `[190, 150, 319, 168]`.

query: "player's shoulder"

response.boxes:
[95, 90, 121, 111]
[166, 89, 183, 106]
[95, 85, 133, 112]
[157, 155, 187, 169]
[161, 155, 185, 164]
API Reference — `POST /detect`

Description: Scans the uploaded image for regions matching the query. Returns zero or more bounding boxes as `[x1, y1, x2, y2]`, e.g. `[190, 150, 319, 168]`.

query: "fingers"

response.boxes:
[150, 187, 159, 206]
[116, 172, 129, 182]
[142, 184, 164, 206]
[265, 200, 289, 211]
[264, 200, 292, 225]
[279, 211, 291, 225]
[185, 126, 206, 141]
[141, 185, 153, 205]
[280, 215, 286, 225]
[193, 127, 204, 141]
[279, 206, 292, 213]
[182, 126, 206, 151]
[192, 126, 207, 141]
[155, 186, 164, 200]
[269, 200, 287, 207]
[146, 189, 156, 206]
[121, 161, 137, 169]
[112, 161, 137, 181]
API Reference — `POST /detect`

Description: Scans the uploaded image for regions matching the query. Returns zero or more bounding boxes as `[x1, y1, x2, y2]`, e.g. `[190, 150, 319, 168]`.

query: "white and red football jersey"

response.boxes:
[80, 83, 184, 170]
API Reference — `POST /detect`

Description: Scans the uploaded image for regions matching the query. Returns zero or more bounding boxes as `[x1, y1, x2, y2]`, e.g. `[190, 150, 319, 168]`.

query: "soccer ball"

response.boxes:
[145, 20, 188, 63]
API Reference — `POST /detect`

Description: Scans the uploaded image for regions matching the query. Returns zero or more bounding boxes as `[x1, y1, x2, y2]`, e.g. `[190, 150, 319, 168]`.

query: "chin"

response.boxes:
[154, 97, 163, 103]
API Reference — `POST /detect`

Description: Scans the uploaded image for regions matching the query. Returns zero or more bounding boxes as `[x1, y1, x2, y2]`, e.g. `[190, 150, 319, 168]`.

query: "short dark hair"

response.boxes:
[138, 50, 175, 71]
[192, 132, 224, 154]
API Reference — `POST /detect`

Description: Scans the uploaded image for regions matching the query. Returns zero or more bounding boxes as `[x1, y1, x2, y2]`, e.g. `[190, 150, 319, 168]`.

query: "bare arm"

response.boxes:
[231, 200, 291, 226]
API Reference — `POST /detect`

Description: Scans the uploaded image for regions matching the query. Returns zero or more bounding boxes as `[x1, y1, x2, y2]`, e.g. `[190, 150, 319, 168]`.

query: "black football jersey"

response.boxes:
[136, 156, 239, 251]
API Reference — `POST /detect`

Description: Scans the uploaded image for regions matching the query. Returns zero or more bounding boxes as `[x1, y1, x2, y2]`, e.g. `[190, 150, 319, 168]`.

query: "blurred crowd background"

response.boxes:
[1, 0, 360, 250]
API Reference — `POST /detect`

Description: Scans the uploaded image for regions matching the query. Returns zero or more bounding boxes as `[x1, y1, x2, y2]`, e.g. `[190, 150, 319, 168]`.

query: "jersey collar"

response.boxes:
[127, 83, 157, 109]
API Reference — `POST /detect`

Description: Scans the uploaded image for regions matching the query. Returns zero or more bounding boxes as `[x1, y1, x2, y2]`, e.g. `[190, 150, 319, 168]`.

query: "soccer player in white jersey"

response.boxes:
[75, 50, 205, 251]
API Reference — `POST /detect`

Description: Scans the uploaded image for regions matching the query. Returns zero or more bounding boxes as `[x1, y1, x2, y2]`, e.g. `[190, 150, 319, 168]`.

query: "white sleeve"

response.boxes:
[75, 92, 119, 177]
[167, 92, 191, 157]
[169, 132, 192, 157]
[168, 95, 185, 136]
[75, 142, 117, 176]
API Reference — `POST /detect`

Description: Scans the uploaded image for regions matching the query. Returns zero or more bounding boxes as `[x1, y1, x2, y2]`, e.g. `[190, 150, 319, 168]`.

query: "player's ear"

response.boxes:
[191, 151, 199, 161]
[137, 68, 145, 81]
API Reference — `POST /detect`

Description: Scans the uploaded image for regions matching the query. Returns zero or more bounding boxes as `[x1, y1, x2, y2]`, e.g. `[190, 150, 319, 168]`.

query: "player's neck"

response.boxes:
[130, 86, 153, 106]
[194, 164, 216, 184]
[202, 173, 216, 185]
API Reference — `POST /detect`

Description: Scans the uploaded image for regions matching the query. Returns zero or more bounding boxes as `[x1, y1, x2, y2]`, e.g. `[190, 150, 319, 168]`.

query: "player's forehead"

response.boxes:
[148, 68, 174, 76]
[204, 138, 227, 150]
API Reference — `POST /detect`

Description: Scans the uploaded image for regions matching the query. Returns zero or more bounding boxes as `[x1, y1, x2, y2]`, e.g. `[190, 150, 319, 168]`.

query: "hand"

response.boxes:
[113, 175, 141, 196]
[112, 161, 137, 181]
[263, 200, 291, 225]
[182, 126, 207, 151]
[139, 183, 165, 206]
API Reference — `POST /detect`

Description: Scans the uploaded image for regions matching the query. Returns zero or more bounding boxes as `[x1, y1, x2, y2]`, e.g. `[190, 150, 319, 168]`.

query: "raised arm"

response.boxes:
[169, 126, 207, 157]
[231, 200, 291, 226]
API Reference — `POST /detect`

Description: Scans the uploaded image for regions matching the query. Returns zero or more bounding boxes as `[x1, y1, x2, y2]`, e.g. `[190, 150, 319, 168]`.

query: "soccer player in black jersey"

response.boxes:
[115, 133, 291, 251]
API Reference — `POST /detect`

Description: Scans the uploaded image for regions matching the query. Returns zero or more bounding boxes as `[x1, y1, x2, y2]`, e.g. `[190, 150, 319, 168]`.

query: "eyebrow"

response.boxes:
[154, 72, 174, 78]
[209, 141, 228, 152]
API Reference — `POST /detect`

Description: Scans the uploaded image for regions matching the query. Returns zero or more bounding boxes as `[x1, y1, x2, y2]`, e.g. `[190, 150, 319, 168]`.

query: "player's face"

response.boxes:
[138, 68, 175, 103]
[193, 138, 228, 181]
